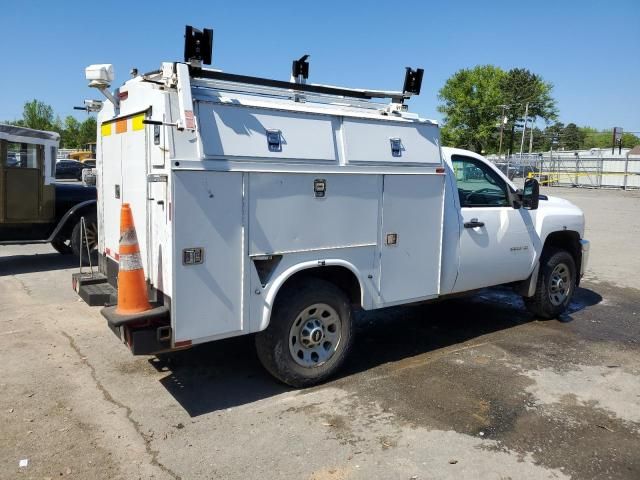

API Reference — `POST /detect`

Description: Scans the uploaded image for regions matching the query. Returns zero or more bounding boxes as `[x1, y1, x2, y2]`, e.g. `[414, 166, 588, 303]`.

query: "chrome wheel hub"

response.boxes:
[549, 263, 571, 306]
[289, 303, 341, 368]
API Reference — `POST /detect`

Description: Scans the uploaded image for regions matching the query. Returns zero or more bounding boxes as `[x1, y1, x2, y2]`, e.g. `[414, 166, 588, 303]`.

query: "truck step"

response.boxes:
[72, 272, 117, 307]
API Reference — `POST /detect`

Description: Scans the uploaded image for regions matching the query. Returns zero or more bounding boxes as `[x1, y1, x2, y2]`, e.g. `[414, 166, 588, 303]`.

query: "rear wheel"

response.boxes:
[525, 248, 576, 319]
[70, 213, 98, 265]
[255, 278, 354, 388]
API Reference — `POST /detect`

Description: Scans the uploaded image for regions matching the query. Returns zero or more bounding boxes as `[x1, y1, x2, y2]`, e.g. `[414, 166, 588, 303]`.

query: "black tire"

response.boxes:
[51, 237, 72, 254]
[70, 213, 99, 265]
[255, 278, 354, 388]
[525, 248, 576, 319]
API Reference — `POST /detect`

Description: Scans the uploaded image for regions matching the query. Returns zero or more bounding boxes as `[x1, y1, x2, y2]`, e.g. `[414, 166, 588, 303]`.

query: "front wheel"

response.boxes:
[525, 248, 576, 319]
[255, 278, 354, 388]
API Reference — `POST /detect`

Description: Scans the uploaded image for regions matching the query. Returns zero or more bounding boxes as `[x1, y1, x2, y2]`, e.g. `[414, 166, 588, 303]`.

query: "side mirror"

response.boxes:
[522, 177, 540, 210]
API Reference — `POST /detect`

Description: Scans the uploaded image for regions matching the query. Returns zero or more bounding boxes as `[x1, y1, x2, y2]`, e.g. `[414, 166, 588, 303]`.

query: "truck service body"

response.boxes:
[78, 28, 589, 386]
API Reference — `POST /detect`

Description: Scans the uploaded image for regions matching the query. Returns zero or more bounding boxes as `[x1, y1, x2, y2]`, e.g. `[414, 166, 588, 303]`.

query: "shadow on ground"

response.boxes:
[0, 252, 76, 275]
[153, 286, 602, 417]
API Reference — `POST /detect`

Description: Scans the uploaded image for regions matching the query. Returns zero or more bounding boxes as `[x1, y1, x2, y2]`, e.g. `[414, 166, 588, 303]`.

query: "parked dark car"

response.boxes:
[55, 159, 86, 180]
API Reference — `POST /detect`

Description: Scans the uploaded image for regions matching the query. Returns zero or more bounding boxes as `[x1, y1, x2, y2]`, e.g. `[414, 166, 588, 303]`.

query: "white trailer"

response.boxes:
[76, 27, 589, 386]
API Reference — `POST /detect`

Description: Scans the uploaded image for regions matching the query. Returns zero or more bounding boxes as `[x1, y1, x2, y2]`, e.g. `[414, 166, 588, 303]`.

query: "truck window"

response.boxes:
[451, 155, 509, 207]
[5, 142, 40, 169]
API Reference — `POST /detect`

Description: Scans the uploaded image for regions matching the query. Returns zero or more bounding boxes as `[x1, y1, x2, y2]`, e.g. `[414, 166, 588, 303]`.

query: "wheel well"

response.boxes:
[278, 266, 363, 308]
[543, 230, 582, 282]
[54, 204, 96, 240]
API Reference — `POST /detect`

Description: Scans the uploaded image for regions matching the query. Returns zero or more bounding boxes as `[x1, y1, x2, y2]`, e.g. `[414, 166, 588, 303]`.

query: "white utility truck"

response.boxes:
[75, 26, 589, 387]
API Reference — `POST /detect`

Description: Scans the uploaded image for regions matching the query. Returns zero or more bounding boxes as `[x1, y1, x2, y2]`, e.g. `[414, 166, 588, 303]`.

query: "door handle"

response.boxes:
[464, 218, 485, 228]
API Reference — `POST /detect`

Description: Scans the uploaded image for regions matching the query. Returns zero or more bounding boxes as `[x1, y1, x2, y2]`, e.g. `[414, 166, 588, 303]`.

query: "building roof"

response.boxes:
[627, 145, 640, 156]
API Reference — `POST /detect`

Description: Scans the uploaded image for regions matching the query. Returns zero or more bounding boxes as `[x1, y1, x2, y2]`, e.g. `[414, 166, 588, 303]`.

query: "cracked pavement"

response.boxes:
[1, 186, 639, 479]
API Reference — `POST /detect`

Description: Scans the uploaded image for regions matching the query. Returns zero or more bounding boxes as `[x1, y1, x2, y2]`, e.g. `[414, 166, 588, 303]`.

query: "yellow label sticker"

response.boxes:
[101, 123, 112, 137]
[132, 114, 145, 131]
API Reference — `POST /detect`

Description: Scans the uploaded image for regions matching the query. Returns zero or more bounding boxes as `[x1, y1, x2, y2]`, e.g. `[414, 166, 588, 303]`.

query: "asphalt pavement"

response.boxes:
[1, 186, 639, 480]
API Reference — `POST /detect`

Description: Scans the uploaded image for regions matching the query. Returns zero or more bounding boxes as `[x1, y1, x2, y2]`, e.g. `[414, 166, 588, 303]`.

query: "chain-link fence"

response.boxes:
[489, 153, 640, 189]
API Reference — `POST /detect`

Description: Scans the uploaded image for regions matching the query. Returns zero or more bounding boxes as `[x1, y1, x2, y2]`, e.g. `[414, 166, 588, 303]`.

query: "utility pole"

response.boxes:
[519, 102, 529, 158]
[497, 105, 507, 160]
[528, 119, 534, 154]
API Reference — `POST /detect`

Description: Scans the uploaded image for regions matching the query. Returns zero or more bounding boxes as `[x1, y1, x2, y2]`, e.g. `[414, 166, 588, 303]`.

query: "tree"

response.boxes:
[621, 132, 640, 148]
[78, 117, 97, 146]
[60, 116, 81, 148]
[15, 99, 56, 131]
[562, 123, 584, 150]
[437, 65, 506, 153]
[4, 100, 97, 149]
[539, 123, 564, 151]
[438, 66, 558, 155]
[528, 127, 547, 152]
[499, 68, 557, 155]
[575, 127, 640, 150]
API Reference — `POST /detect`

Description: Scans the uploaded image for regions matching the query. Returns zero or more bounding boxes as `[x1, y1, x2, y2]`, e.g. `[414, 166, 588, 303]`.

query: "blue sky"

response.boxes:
[1, 0, 638, 132]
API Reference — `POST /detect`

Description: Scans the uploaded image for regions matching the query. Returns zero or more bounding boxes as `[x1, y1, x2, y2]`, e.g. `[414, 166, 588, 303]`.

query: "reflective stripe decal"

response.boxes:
[116, 118, 127, 134]
[101, 123, 112, 137]
[119, 253, 143, 271]
[132, 114, 145, 131]
[102, 111, 147, 135]
[119, 228, 139, 246]
[184, 110, 195, 129]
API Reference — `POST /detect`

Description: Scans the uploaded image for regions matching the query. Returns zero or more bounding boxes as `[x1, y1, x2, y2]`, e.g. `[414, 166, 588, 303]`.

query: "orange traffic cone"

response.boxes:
[115, 204, 151, 315]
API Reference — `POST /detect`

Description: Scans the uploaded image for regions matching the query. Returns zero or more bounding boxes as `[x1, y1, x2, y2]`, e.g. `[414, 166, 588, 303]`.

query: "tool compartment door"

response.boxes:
[172, 171, 245, 343]
[379, 174, 445, 305]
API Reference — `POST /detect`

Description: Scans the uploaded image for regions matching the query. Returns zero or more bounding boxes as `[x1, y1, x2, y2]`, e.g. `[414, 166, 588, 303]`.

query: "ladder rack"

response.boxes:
[189, 66, 408, 104]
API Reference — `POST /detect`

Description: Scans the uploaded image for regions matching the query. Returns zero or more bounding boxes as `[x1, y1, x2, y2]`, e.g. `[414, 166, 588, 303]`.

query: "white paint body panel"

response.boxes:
[248, 173, 379, 255]
[172, 171, 245, 342]
[380, 175, 444, 304]
[453, 206, 536, 292]
[343, 118, 440, 165]
[199, 103, 339, 162]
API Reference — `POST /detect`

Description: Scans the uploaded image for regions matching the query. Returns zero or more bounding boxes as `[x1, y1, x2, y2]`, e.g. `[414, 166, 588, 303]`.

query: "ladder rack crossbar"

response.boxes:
[189, 67, 407, 103]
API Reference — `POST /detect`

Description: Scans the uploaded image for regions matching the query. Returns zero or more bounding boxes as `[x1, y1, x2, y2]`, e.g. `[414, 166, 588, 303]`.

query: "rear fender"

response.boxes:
[258, 259, 366, 332]
[48, 199, 97, 242]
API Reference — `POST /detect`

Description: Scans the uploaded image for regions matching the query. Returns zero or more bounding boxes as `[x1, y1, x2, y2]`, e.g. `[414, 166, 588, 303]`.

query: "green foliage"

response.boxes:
[578, 128, 640, 149]
[561, 123, 584, 150]
[5, 100, 97, 149]
[437, 65, 506, 153]
[10, 99, 56, 131]
[438, 66, 558, 154]
[78, 117, 97, 147]
[532, 124, 640, 151]
[499, 68, 557, 124]
[60, 116, 81, 148]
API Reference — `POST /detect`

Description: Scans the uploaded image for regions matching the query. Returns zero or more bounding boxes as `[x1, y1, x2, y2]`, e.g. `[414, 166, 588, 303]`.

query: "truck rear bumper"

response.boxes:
[101, 305, 173, 355]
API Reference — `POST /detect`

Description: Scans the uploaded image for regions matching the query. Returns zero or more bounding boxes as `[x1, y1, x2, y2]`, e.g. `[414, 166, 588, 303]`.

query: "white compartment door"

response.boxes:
[172, 171, 245, 343]
[379, 175, 445, 305]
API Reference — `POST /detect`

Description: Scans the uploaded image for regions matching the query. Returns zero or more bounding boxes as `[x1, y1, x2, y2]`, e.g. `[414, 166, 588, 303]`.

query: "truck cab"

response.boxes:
[440, 147, 588, 301]
[0, 124, 98, 261]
